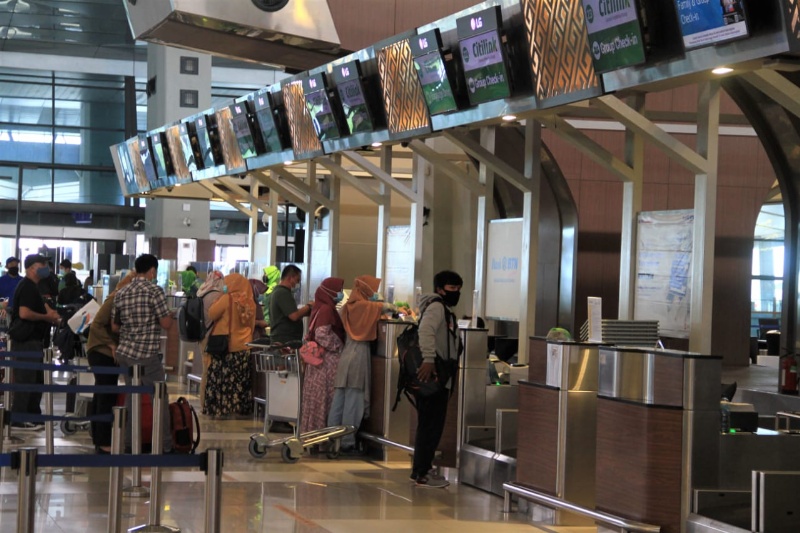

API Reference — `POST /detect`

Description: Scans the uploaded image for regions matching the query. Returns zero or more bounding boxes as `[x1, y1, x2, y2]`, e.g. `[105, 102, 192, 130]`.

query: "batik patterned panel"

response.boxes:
[281, 81, 322, 157]
[521, 0, 601, 101]
[377, 39, 430, 134]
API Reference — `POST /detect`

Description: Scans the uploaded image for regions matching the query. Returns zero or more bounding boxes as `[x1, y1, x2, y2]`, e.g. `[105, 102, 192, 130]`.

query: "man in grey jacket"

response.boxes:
[412, 270, 463, 488]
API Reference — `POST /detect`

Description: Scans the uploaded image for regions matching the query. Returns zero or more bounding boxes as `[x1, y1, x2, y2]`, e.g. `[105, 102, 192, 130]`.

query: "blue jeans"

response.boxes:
[327, 388, 364, 449]
[116, 353, 172, 452]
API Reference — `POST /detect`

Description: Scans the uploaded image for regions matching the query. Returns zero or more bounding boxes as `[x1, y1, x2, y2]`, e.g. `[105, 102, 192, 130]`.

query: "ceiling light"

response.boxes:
[502, 114, 517, 122]
[371, 142, 382, 147]
[712, 67, 733, 75]
[284, 160, 294, 166]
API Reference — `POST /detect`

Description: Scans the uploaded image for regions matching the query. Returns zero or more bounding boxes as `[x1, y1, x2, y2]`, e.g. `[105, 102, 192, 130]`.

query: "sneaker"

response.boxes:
[415, 476, 450, 488]
[12, 422, 44, 431]
[410, 469, 443, 482]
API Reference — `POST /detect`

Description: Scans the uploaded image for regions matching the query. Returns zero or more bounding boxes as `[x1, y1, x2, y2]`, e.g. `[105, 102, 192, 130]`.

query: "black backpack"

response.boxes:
[178, 292, 215, 342]
[393, 298, 457, 411]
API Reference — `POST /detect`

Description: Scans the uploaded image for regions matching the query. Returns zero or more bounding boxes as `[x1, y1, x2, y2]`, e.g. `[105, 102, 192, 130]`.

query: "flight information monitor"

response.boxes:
[165, 124, 193, 183]
[148, 130, 174, 185]
[193, 114, 222, 169]
[456, 6, 512, 106]
[581, 0, 646, 72]
[331, 61, 375, 135]
[229, 101, 262, 158]
[253, 91, 285, 153]
[410, 29, 459, 115]
[125, 137, 151, 194]
[303, 73, 342, 141]
[137, 134, 159, 190]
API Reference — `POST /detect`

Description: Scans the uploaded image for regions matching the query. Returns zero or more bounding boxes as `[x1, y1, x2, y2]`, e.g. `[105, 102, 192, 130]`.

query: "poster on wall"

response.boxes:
[384, 226, 414, 306]
[581, 0, 646, 73]
[485, 218, 523, 321]
[634, 210, 694, 338]
[675, 0, 748, 50]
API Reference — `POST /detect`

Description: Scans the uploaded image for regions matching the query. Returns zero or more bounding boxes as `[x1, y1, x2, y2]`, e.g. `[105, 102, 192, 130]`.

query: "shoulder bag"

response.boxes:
[206, 297, 232, 360]
[299, 310, 324, 366]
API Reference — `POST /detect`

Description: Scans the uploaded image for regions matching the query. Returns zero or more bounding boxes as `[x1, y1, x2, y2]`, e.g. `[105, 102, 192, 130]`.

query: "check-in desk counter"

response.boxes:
[595, 347, 720, 533]
[365, 319, 413, 460]
[516, 337, 600, 525]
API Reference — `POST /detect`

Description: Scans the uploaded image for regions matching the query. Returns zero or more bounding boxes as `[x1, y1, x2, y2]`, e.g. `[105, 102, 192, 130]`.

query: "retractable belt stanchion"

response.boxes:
[130, 381, 179, 533]
[124, 364, 149, 498]
[17, 447, 37, 533]
[43, 346, 55, 455]
[204, 449, 223, 533]
[0, 406, 5, 455]
[108, 406, 127, 533]
[3, 350, 23, 445]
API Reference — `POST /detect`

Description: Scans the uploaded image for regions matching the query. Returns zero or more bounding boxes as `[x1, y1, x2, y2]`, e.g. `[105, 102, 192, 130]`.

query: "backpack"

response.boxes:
[178, 292, 215, 342]
[169, 396, 201, 454]
[393, 297, 458, 411]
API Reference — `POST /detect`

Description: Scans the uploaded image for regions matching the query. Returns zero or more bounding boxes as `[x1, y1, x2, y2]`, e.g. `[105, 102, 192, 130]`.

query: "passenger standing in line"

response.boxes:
[111, 254, 175, 452]
[0, 256, 22, 309]
[248, 278, 269, 340]
[300, 277, 345, 435]
[57, 271, 85, 305]
[85, 271, 135, 454]
[268, 265, 313, 344]
[9, 254, 61, 429]
[181, 267, 200, 297]
[261, 265, 280, 326]
[58, 259, 76, 292]
[411, 270, 463, 488]
[38, 260, 59, 303]
[328, 275, 397, 453]
[204, 273, 256, 417]
[197, 271, 224, 410]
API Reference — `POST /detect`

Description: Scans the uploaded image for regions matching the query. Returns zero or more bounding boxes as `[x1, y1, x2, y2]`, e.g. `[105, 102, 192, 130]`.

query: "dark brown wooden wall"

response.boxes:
[545, 86, 776, 366]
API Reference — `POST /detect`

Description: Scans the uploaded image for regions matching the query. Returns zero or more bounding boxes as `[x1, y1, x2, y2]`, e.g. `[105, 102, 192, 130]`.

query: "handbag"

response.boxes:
[299, 311, 324, 366]
[206, 297, 232, 360]
[7, 316, 35, 343]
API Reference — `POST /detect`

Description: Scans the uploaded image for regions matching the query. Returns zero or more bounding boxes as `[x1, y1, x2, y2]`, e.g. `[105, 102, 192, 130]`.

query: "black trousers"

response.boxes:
[87, 350, 119, 447]
[412, 387, 450, 478]
[10, 338, 45, 416]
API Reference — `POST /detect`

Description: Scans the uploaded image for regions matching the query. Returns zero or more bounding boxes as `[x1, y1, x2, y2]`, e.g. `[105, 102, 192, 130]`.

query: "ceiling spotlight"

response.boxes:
[712, 67, 733, 75]
[371, 142, 383, 147]
[284, 160, 294, 166]
[502, 114, 517, 122]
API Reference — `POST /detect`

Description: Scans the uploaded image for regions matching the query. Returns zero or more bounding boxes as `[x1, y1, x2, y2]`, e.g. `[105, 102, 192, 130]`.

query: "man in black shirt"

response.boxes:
[11, 254, 61, 429]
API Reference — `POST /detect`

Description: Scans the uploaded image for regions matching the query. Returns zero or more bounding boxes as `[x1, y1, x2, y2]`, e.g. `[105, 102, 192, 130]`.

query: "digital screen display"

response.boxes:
[337, 78, 374, 134]
[165, 125, 192, 183]
[305, 89, 341, 141]
[137, 135, 159, 189]
[675, 0, 748, 50]
[581, 0, 646, 72]
[254, 93, 284, 153]
[193, 116, 217, 169]
[114, 142, 138, 196]
[126, 138, 151, 194]
[458, 29, 511, 106]
[149, 132, 172, 182]
[215, 107, 246, 170]
[229, 103, 259, 159]
[414, 50, 458, 115]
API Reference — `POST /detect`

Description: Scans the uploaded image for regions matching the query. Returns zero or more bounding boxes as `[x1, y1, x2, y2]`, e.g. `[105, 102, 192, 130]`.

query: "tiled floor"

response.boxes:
[0, 382, 592, 533]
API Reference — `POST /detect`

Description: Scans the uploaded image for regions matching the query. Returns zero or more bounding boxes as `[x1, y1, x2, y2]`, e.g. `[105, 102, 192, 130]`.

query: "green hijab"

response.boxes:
[263, 266, 280, 295]
[181, 270, 197, 294]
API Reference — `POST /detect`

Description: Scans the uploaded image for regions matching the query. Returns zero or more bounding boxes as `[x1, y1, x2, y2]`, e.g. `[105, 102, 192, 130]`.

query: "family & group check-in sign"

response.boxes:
[675, 0, 749, 50]
[581, 0, 646, 73]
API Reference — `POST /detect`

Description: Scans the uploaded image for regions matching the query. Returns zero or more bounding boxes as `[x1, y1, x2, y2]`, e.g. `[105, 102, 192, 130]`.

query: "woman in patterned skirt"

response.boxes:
[300, 277, 345, 434]
[203, 272, 256, 417]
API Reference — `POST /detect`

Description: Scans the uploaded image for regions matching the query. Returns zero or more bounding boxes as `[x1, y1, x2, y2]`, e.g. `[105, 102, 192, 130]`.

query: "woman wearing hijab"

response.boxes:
[197, 271, 225, 409]
[300, 277, 345, 435]
[181, 269, 200, 297]
[85, 271, 135, 454]
[262, 265, 280, 325]
[204, 272, 256, 417]
[57, 271, 85, 305]
[328, 275, 396, 452]
[248, 279, 269, 340]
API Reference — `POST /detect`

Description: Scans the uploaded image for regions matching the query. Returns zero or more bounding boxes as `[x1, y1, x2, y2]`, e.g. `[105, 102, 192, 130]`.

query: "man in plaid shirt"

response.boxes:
[112, 254, 175, 453]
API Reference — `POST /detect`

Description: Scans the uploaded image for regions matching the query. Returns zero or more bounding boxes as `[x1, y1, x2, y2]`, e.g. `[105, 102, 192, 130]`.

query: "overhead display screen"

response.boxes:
[137, 135, 159, 190]
[113, 142, 142, 196]
[193, 115, 219, 169]
[125, 137, 151, 194]
[303, 74, 342, 141]
[149, 131, 173, 185]
[229, 102, 260, 159]
[675, 0, 748, 50]
[253, 92, 284, 153]
[456, 7, 512, 106]
[581, 0, 646, 72]
[166, 124, 193, 183]
[331, 61, 375, 135]
[214, 107, 246, 170]
[410, 30, 458, 115]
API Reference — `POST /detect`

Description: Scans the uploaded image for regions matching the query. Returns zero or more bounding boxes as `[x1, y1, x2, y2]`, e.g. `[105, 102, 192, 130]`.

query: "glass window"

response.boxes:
[54, 168, 124, 205]
[751, 203, 784, 336]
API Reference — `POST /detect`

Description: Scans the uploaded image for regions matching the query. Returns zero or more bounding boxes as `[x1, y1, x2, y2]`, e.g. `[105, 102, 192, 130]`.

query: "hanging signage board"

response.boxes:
[675, 0, 749, 50]
[581, 0, 646, 73]
[485, 218, 523, 322]
[456, 6, 512, 106]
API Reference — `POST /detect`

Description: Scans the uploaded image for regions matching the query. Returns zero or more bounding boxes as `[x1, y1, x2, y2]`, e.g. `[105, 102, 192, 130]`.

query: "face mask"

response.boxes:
[442, 289, 460, 307]
[36, 266, 51, 279]
[7, 267, 18, 277]
[370, 293, 380, 301]
[151, 278, 159, 285]
[334, 291, 344, 303]
[223, 285, 228, 294]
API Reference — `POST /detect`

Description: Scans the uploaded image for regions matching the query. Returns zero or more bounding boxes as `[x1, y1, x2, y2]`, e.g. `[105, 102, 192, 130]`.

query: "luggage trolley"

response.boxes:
[247, 340, 355, 463]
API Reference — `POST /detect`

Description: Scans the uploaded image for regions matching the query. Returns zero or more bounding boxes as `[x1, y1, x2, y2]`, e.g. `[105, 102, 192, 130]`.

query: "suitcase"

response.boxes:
[169, 397, 200, 454]
[117, 392, 153, 447]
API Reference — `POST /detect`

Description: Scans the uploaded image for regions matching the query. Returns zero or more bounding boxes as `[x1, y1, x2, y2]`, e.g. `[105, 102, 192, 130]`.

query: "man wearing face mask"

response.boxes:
[411, 270, 463, 488]
[10, 255, 62, 428]
[111, 253, 175, 452]
[0, 257, 22, 309]
[268, 264, 313, 344]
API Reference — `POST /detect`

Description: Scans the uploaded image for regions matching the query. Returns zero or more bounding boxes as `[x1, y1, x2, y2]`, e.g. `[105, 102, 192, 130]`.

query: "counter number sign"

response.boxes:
[581, 0, 646, 73]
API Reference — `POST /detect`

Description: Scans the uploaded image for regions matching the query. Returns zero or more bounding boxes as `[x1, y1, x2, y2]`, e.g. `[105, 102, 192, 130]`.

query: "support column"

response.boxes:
[411, 150, 426, 300]
[518, 121, 541, 364]
[376, 147, 392, 283]
[619, 94, 645, 320]
[474, 128, 496, 319]
[690, 82, 721, 354]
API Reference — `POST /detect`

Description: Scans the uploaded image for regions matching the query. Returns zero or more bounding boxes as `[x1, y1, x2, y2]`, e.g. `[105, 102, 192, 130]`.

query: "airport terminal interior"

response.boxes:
[1, 0, 800, 532]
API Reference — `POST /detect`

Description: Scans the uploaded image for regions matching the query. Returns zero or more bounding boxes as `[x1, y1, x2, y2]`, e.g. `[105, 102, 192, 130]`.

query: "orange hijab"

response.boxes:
[340, 275, 384, 342]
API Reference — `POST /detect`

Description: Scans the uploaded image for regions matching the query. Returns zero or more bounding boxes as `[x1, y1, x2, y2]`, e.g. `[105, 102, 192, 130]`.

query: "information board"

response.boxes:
[485, 218, 522, 321]
[581, 0, 646, 73]
[675, 0, 748, 50]
[456, 6, 512, 106]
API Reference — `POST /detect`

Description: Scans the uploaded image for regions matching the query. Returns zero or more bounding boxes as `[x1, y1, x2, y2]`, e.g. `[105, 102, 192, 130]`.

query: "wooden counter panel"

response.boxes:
[516, 383, 559, 494]
[528, 337, 548, 384]
[365, 357, 386, 436]
[595, 399, 683, 533]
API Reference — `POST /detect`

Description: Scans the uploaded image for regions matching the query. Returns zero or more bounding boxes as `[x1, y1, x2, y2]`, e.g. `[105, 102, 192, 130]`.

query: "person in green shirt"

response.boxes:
[262, 265, 280, 325]
[268, 264, 313, 343]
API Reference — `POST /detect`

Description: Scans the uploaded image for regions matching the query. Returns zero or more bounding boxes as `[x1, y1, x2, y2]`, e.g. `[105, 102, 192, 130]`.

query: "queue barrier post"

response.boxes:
[204, 449, 223, 533]
[124, 364, 149, 498]
[108, 406, 127, 533]
[43, 346, 55, 455]
[17, 447, 37, 533]
[3, 351, 23, 445]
